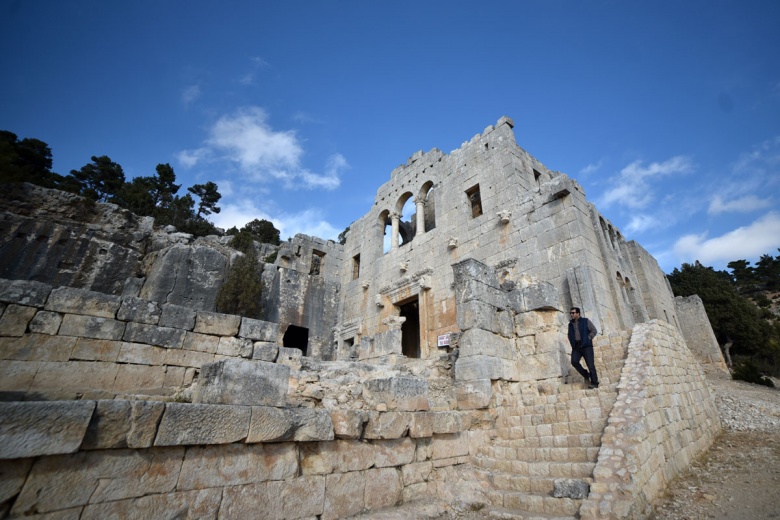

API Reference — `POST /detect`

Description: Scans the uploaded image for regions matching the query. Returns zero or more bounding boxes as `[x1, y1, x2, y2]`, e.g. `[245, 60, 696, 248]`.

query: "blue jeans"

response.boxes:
[571, 345, 598, 384]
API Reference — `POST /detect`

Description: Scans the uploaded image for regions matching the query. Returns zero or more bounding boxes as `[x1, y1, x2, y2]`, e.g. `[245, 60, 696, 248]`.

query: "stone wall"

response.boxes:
[580, 320, 722, 520]
[674, 295, 730, 376]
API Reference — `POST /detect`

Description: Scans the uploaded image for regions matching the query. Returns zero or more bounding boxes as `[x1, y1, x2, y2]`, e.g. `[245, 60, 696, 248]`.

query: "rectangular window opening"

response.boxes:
[310, 250, 325, 276]
[465, 184, 483, 218]
[352, 254, 361, 280]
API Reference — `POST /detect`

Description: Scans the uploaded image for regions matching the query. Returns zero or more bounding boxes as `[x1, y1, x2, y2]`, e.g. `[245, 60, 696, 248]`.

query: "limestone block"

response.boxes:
[117, 296, 161, 324]
[70, 338, 121, 362]
[181, 331, 219, 354]
[159, 303, 196, 330]
[113, 364, 166, 394]
[221, 477, 325, 520]
[365, 467, 402, 511]
[330, 409, 368, 439]
[163, 348, 214, 368]
[301, 439, 375, 475]
[455, 278, 506, 308]
[363, 376, 429, 411]
[45, 287, 120, 318]
[13, 447, 184, 515]
[374, 437, 416, 467]
[28, 310, 62, 335]
[238, 317, 278, 342]
[363, 411, 411, 439]
[553, 478, 589, 499]
[81, 400, 164, 449]
[522, 281, 561, 311]
[117, 342, 166, 365]
[193, 359, 289, 407]
[290, 408, 335, 441]
[247, 406, 294, 442]
[59, 314, 125, 340]
[0, 334, 75, 362]
[0, 458, 33, 507]
[432, 433, 469, 459]
[535, 331, 565, 354]
[252, 341, 279, 361]
[464, 301, 513, 338]
[0, 401, 95, 458]
[452, 258, 500, 289]
[154, 403, 251, 446]
[431, 411, 463, 434]
[0, 304, 37, 336]
[194, 310, 241, 336]
[402, 461, 433, 487]
[0, 360, 38, 395]
[458, 328, 514, 360]
[454, 354, 504, 381]
[29, 361, 119, 396]
[122, 322, 186, 349]
[217, 336, 253, 357]
[409, 412, 433, 438]
[0, 279, 52, 307]
[81, 488, 221, 520]
[455, 379, 492, 409]
[323, 471, 365, 520]
[178, 442, 297, 490]
[277, 346, 303, 370]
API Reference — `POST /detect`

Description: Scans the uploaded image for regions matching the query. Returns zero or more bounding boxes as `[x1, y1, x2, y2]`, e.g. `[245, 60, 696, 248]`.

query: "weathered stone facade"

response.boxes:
[0, 117, 728, 519]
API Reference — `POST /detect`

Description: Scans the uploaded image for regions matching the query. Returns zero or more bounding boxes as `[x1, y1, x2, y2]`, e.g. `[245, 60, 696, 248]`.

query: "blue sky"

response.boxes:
[2, 1, 779, 273]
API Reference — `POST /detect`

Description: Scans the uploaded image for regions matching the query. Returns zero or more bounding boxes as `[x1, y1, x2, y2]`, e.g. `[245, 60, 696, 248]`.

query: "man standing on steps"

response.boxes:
[568, 307, 599, 389]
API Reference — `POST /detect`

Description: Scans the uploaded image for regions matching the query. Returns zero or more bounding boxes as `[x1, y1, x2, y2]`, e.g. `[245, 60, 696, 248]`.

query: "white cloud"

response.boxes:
[708, 194, 772, 215]
[182, 84, 201, 106]
[624, 214, 660, 234]
[672, 211, 780, 265]
[579, 159, 603, 176]
[177, 106, 344, 190]
[598, 156, 694, 210]
[211, 201, 341, 242]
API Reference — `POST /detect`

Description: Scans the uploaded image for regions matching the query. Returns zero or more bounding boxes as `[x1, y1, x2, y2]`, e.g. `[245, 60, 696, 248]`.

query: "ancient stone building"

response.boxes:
[0, 117, 727, 519]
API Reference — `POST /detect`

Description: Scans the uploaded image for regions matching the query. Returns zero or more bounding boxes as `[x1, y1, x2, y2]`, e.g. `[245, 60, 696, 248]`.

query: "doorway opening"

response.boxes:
[397, 297, 420, 358]
[283, 325, 309, 356]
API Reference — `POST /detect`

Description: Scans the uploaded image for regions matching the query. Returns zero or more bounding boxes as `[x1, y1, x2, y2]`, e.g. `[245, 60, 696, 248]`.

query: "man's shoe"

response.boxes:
[583, 371, 591, 384]
[588, 382, 599, 389]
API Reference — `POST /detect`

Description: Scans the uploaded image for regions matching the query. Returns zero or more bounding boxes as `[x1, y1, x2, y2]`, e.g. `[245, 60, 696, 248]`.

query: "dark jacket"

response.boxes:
[568, 317, 596, 349]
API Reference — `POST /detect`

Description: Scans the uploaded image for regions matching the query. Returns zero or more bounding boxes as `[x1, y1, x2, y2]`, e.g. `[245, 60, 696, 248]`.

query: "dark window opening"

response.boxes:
[310, 250, 325, 276]
[352, 254, 360, 280]
[283, 325, 309, 355]
[533, 169, 542, 182]
[398, 297, 421, 358]
[465, 184, 483, 218]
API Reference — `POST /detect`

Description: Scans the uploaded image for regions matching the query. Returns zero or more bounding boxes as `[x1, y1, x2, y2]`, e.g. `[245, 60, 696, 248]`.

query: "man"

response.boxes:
[567, 307, 599, 389]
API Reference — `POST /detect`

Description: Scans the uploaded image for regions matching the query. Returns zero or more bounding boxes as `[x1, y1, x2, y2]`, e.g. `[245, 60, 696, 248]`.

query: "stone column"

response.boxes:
[414, 197, 426, 235]
[391, 212, 400, 250]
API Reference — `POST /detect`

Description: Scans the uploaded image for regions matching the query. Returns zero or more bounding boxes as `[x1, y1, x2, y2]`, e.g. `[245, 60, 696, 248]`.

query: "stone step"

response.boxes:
[487, 490, 582, 517]
[476, 445, 599, 464]
[485, 506, 578, 520]
[476, 468, 593, 495]
[472, 458, 596, 480]
[491, 432, 602, 449]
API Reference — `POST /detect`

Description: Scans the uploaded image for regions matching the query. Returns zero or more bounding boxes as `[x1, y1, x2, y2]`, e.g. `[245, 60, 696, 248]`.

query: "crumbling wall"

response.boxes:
[580, 320, 721, 520]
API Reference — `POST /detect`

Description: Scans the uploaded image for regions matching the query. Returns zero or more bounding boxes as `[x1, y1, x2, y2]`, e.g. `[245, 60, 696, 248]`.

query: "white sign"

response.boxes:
[437, 334, 450, 347]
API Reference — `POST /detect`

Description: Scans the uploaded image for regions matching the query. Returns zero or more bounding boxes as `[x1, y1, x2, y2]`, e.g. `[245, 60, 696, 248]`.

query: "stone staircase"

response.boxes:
[472, 333, 629, 519]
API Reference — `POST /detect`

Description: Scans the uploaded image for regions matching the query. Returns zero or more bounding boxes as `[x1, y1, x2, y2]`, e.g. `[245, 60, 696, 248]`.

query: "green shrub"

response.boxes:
[215, 250, 263, 319]
[732, 359, 775, 387]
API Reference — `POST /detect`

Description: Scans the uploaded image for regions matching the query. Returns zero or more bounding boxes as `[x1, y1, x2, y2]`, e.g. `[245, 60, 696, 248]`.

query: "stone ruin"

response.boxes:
[0, 116, 729, 519]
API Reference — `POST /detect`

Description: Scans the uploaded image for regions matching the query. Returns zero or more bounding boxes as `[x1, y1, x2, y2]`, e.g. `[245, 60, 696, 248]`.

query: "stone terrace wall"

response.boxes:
[673, 295, 729, 377]
[580, 320, 721, 520]
[0, 278, 278, 401]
